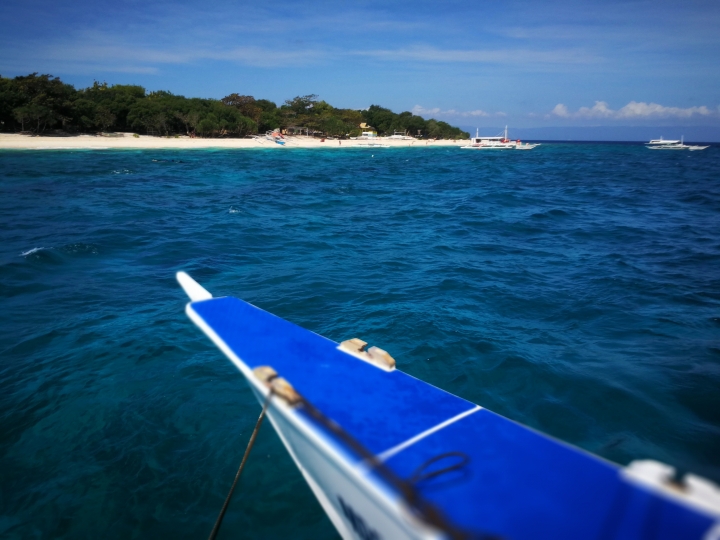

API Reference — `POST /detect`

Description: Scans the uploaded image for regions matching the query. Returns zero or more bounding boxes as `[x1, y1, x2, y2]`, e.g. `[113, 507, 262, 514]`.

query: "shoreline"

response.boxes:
[0, 132, 467, 150]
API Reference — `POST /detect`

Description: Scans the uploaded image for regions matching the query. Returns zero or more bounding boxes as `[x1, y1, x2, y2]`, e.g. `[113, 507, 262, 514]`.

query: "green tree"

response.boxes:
[0, 76, 25, 131]
[256, 99, 277, 113]
[6, 73, 77, 133]
[198, 114, 219, 137]
[255, 99, 279, 131]
[337, 108, 363, 127]
[81, 82, 145, 131]
[14, 103, 57, 134]
[72, 98, 98, 130]
[127, 99, 168, 135]
[0, 73, 470, 138]
[13, 106, 31, 132]
[362, 105, 395, 134]
[209, 101, 256, 137]
[221, 94, 262, 126]
[94, 106, 116, 132]
[258, 110, 280, 132]
[186, 110, 201, 135]
[284, 94, 318, 115]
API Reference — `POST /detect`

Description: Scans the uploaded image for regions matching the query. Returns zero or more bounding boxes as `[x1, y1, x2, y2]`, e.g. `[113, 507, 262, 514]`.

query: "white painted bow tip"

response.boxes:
[176, 271, 213, 302]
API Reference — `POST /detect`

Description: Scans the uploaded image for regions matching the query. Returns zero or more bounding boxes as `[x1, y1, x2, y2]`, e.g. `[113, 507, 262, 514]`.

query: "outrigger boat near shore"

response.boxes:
[266, 129, 286, 145]
[356, 142, 391, 148]
[178, 272, 720, 540]
[386, 131, 416, 141]
[462, 127, 539, 150]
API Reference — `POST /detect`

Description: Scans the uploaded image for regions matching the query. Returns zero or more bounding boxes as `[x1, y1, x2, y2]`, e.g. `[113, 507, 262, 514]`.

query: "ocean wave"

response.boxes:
[2, 145, 720, 539]
[20, 247, 51, 257]
[19, 244, 99, 258]
[59, 243, 99, 255]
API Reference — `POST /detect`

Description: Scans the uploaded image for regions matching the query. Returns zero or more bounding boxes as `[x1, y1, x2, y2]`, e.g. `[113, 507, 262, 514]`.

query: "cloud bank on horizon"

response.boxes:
[412, 105, 507, 119]
[0, 0, 718, 128]
[549, 101, 717, 120]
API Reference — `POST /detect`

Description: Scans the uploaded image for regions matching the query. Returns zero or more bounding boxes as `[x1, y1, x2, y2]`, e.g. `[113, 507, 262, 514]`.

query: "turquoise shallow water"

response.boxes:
[1, 144, 719, 539]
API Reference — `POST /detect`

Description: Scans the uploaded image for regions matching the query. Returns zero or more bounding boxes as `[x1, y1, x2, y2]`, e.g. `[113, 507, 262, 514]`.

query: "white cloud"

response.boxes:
[577, 101, 614, 118]
[550, 104, 570, 118]
[549, 101, 715, 119]
[412, 105, 505, 118]
[0, 29, 331, 73]
[353, 46, 599, 66]
[413, 106, 442, 115]
[616, 102, 712, 118]
[37, 38, 327, 68]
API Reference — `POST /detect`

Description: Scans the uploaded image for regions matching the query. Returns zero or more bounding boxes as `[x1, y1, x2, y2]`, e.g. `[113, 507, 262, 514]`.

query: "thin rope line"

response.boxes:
[207, 392, 273, 540]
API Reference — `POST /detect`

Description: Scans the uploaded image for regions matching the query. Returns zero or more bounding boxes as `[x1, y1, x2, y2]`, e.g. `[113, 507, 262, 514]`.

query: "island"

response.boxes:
[0, 73, 469, 148]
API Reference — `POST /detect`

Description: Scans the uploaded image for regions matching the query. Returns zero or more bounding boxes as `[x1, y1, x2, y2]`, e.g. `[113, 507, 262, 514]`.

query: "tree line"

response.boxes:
[0, 73, 469, 139]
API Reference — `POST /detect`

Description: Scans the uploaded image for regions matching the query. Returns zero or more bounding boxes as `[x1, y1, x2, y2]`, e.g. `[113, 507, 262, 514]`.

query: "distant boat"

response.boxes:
[646, 136, 708, 151]
[356, 142, 390, 148]
[462, 126, 539, 150]
[386, 131, 416, 141]
[178, 272, 720, 540]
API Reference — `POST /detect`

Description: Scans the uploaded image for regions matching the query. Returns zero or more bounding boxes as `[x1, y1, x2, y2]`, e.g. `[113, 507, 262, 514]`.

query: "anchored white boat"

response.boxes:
[462, 127, 539, 150]
[356, 142, 390, 148]
[178, 272, 720, 540]
[646, 137, 708, 151]
[386, 131, 416, 141]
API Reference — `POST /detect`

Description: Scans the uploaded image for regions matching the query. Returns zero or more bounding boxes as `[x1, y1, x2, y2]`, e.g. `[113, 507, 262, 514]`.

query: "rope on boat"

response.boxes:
[297, 399, 493, 540]
[209, 366, 501, 540]
[207, 391, 273, 540]
[408, 452, 471, 486]
[253, 366, 501, 540]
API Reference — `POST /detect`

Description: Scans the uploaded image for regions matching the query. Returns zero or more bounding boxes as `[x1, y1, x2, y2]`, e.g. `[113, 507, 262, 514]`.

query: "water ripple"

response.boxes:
[0, 144, 719, 539]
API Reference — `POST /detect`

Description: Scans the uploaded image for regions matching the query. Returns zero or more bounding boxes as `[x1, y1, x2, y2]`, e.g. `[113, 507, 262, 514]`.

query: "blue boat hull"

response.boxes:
[179, 273, 720, 540]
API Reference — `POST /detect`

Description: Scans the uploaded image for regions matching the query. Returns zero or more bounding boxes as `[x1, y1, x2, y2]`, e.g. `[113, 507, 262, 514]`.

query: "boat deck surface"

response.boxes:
[189, 296, 714, 540]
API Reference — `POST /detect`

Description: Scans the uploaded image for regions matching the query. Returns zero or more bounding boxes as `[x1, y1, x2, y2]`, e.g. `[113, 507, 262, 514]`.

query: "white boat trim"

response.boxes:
[377, 405, 481, 462]
[177, 271, 212, 302]
[260, 395, 355, 540]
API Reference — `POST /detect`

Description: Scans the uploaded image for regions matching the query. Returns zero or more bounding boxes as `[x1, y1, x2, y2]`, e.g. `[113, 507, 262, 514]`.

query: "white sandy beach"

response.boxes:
[0, 132, 467, 150]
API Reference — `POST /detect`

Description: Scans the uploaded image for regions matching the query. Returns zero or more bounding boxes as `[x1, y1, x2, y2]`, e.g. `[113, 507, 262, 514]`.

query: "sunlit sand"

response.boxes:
[0, 132, 467, 150]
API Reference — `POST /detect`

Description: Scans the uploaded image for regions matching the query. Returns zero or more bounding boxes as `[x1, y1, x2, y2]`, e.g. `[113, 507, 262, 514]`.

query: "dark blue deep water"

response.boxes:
[1, 144, 719, 539]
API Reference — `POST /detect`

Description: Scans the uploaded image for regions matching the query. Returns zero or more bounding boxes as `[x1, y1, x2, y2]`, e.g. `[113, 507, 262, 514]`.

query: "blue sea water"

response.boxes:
[1, 144, 719, 539]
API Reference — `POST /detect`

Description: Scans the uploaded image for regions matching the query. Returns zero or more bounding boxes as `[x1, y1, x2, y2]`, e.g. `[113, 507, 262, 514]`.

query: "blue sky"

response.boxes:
[1, 0, 719, 129]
